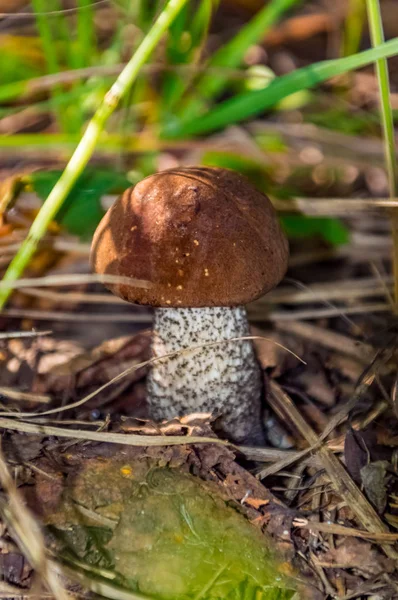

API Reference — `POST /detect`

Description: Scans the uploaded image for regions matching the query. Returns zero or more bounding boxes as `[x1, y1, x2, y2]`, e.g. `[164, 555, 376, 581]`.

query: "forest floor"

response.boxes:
[2, 1, 398, 599]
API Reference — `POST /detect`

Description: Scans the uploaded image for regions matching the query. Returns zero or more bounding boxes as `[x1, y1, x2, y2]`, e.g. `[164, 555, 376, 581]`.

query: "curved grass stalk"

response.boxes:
[366, 0, 398, 308]
[0, 0, 188, 310]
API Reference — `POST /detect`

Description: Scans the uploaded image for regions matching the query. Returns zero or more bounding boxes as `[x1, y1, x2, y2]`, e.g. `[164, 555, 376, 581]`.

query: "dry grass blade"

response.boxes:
[0, 330, 51, 339]
[317, 347, 394, 446]
[371, 261, 395, 307]
[336, 583, 388, 600]
[293, 518, 398, 542]
[2, 304, 392, 322]
[15, 191, 398, 216]
[0, 335, 304, 419]
[309, 551, 336, 597]
[21, 287, 125, 304]
[0, 587, 64, 598]
[264, 276, 393, 304]
[276, 321, 374, 362]
[267, 302, 390, 321]
[0, 308, 152, 322]
[0, 273, 152, 291]
[0, 444, 68, 600]
[273, 196, 398, 215]
[20, 275, 394, 307]
[318, 356, 383, 441]
[53, 562, 152, 600]
[238, 445, 318, 464]
[257, 447, 317, 479]
[0, 582, 41, 598]
[269, 381, 398, 559]
[0, 387, 50, 403]
[0, 417, 228, 447]
[0, 350, 148, 418]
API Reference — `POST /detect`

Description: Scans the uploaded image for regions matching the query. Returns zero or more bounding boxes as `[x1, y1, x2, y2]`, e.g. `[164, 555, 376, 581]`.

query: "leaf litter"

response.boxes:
[3, 213, 398, 598]
[1, 313, 398, 599]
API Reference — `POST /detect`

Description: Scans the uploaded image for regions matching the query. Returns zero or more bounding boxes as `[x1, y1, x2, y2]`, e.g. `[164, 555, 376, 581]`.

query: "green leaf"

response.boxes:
[281, 216, 350, 246]
[165, 37, 398, 137]
[31, 169, 131, 239]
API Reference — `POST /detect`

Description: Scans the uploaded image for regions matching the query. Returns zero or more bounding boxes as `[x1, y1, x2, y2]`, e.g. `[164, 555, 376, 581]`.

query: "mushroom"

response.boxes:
[91, 167, 289, 443]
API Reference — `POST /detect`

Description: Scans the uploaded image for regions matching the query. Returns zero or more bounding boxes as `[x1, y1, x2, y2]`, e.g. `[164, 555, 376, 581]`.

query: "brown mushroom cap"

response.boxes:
[91, 167, 289, 308]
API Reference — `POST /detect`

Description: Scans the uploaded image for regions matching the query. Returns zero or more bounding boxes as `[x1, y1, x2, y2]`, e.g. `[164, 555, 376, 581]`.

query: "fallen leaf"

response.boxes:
[360, 461, 391, 514]
[244, 497, 270, 509]
[319, 537, 394, 575]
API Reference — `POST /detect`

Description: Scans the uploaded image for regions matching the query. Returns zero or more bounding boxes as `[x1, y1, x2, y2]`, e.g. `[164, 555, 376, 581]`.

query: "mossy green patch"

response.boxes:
[46, 460, 295, 600]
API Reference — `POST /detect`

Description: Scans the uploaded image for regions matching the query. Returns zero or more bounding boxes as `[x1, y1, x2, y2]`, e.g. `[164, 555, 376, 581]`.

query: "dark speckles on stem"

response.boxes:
[147, 306, 264, 444]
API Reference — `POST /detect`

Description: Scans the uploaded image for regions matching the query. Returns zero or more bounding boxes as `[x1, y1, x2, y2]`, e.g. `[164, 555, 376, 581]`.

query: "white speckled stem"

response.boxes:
[147, 307, 265, 444]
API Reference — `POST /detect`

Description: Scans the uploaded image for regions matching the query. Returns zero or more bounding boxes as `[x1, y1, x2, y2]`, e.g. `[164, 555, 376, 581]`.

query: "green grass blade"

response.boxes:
[190, 0, 217, 47]
[366, 0, 398, 307]
[32, 0, 84, 132]
[178, 0, 301, 118]
[342, 0, 366, 57]
[366, 0, 397, 196]
[76, 0, 96, 68]
[203, 0, 300, 77]
[66, 0, 97, 131]
[161, 0, 217, 113]
[0, 0, 189, 310]
[164, 37, 398, 138]
[0, 80, 28, 103]
[32, 0, 60, 76]
[31, 0, 69, 132]
[137, 0, 163, 31]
